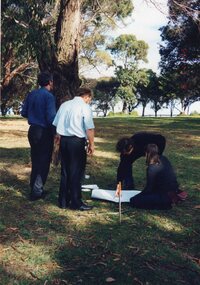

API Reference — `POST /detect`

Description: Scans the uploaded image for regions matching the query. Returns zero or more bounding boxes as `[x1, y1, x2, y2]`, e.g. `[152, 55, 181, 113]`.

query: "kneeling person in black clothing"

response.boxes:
[116, 132, 166, 189]
[130, 144, 181, 210]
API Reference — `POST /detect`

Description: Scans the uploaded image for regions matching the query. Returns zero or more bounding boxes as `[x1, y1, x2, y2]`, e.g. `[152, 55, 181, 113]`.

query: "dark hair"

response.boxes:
[37, 72, 53, 87]
[77, 88, 92, 97]
[116, 137, 133, 153]
[146, 144, 160, 165]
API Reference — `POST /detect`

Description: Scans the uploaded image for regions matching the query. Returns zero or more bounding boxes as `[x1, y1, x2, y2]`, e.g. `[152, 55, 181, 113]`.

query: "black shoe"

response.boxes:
[30, 191, 48, 201]
[79, 203, 93, 211]
[58, 203, 69, 209]
[58, 199, 70, 209]
[58, 205, 67, 209]
[30, 194, 43, 201]
[70, 203, 93, 211]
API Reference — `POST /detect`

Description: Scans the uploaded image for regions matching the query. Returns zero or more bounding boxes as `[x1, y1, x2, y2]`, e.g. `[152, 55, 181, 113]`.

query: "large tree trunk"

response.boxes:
[180, 99, 187, 114]
[187, 105, 190, 115]
[155, 104, 158, 117]
[122, 100, 127, 113]
[170, 107, 173, 117]
[142, 104, 146, 116]
[53, 0, 81, 106]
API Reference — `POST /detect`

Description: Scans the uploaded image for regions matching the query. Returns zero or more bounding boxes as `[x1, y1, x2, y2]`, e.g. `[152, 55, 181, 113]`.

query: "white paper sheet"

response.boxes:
[91, 189, 141, 203]
[81, 184, 99, 192]
[82, 184, 99, 189]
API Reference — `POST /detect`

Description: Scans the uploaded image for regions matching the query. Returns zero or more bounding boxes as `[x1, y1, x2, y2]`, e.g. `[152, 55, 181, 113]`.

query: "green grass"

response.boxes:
[0, 117, 200, 285]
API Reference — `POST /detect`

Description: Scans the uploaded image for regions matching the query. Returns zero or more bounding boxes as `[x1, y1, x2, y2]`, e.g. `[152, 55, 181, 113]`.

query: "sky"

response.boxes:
[119, 0, 169, 73]
[86, 0, 200, 115]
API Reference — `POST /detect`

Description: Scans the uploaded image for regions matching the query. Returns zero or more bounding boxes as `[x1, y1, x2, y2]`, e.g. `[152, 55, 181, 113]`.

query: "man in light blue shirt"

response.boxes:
[53, 88, 95, 211]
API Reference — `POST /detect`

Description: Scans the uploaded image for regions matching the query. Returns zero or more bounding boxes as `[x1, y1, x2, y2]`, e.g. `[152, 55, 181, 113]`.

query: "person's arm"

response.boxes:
[117, 154, 133, 183]
[46, 94, 56, 125]
[86, 128, 94, 155]
[83, 104, 95, 155]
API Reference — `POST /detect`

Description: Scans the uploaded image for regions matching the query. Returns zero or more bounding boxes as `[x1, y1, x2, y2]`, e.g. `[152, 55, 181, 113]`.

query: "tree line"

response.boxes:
[1, 0, 199, 116]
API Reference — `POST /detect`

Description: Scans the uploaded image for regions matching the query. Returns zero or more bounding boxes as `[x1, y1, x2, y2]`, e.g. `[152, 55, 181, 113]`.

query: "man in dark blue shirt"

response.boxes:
[21, 72, 56, 200]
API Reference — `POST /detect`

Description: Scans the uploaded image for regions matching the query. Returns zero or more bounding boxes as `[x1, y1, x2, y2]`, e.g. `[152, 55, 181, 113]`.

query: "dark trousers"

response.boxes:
[28, 125, 53, 196]
[59, 136, 86, 208]
[130, 192, 172, 210]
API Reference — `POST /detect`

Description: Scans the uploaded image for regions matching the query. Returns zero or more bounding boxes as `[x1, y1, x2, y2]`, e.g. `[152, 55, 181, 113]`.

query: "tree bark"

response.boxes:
[53, 0, 81, 106]
[142, 104, 146, 116]
[122, 100, 127, 113]
[180, 99, 186, 114]
[170, 107, 173, 117]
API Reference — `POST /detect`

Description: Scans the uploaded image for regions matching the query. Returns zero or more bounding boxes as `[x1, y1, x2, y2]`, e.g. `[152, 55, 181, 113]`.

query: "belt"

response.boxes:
[61, 135, 85, 140]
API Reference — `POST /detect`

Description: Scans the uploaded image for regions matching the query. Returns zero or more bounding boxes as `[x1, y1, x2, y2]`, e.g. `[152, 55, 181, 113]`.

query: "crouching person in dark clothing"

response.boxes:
[130, 144, 181, 210]
[116, 132, 166, 190]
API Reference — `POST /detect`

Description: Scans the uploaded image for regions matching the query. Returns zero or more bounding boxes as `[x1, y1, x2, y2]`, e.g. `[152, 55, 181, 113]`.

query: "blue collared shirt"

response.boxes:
[21, 87, 56, 128]
[53, 96, 94, 138]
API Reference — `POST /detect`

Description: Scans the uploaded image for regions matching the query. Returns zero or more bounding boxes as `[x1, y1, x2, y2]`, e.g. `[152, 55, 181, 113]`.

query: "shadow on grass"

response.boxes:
[1, 203, 200, 284]
[1, 194, 200, 285]
[1, 117, 200, 284]
[0, 147, 30, 164]
[1, 148, 200, 285]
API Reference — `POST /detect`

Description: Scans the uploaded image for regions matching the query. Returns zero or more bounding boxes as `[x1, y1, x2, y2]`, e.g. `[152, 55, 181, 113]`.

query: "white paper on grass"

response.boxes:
[91, 189, 141, 203]
[81, 184, 99, 192]
[82, 184, 99, 189]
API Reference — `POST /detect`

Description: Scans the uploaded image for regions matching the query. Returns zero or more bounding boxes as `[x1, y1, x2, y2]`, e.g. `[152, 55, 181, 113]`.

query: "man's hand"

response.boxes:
[87, 143, 94, 155]
[86, 129, 94, 155]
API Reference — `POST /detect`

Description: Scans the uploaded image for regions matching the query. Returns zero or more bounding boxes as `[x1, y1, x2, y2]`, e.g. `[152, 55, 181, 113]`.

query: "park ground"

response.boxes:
[0, 116, 200, 285]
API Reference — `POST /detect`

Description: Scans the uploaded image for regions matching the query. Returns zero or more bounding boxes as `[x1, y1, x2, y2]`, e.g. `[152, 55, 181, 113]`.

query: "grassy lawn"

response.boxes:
[0, 116, 200, 285]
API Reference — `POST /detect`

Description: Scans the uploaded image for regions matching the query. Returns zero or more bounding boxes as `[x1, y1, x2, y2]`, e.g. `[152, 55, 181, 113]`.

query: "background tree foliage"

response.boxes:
[1, 0, 199, 116]
[1, 0, 134, 114]
[146, 72, 164, 116]
[80, 0, 133, 71]
[108, 34, 149, 113]
[94, 78, 119, 116]
[136, 69, 153, 117]
[159, 0, 200, 113]
[1, 0, 40, 114]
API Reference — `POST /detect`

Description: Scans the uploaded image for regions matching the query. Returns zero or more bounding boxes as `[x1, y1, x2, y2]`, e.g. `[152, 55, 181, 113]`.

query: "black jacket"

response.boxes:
[117, 132, 166, 182]
[143, 155, 179, 194]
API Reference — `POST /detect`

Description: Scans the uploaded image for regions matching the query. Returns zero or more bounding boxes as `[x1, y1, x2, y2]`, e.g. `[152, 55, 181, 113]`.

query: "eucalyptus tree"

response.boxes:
[136, 69, 152, 117]
[107, 34, 148, 113]
[159, 0, 200, 113]
[94, 78, 119, 116]
[53, 0, 134, 102]
[1, 0, 39, 114]
[147, 72, 164, 117]
[1, 0, 134, 114]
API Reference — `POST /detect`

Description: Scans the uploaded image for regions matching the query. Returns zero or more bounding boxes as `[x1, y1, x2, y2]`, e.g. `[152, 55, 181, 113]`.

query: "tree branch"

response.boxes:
[4, 14, 29, 28]
[2, 62, 36, 89]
